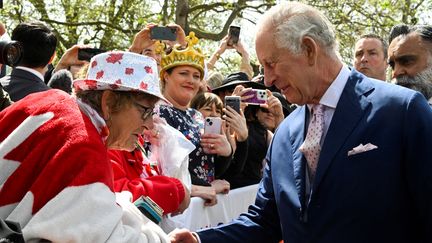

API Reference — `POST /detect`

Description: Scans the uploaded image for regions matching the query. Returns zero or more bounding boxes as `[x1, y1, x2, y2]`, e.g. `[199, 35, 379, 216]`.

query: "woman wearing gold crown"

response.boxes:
[158, 31, 233, 206]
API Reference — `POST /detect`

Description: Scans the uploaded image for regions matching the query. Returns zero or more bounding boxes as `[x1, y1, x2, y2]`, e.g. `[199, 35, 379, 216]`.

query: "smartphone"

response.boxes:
[150, 26, 177, 41]
[204, 117, 222, 134]
[242, 89, 268, 105]
[225, 96, 241, 113]
[78, 48, 106, 61]
[227, 26, 240, 46]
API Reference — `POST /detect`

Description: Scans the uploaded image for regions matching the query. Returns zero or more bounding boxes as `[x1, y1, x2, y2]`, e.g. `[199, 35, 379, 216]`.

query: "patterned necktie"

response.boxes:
[299, 104, 325, 180]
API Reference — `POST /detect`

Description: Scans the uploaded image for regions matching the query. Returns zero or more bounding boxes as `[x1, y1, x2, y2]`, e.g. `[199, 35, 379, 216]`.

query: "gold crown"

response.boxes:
[160, 32, 205, 78]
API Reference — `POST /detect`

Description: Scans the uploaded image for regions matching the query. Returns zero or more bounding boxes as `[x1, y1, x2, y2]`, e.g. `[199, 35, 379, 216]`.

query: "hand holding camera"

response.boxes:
[149, 24, 188, 49]
[129, 23, 157, 54]
[227, 25, 240, 47]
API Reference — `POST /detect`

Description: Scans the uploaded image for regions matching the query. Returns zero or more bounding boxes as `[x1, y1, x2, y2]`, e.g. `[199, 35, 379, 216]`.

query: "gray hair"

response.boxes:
[389, 24, 432, 56]
[259, 2, 338, 57]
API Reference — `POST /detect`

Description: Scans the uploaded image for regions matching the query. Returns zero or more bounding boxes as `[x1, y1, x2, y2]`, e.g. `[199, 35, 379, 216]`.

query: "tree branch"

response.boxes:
[40, 18, 136, 34]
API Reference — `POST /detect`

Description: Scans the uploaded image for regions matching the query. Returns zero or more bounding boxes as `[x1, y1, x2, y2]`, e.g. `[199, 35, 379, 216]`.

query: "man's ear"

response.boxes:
[301, 36, 318, 66]
[48, 52, 56, 65]
[101, 90, 112, 121]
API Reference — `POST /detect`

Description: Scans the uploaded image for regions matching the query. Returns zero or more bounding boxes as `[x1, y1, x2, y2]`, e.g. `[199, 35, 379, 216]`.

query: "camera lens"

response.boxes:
[0, 40, 23, 66]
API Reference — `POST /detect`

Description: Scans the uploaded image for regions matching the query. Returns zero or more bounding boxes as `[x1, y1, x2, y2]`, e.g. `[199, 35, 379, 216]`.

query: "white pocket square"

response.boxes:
[347, 143, 378, 156]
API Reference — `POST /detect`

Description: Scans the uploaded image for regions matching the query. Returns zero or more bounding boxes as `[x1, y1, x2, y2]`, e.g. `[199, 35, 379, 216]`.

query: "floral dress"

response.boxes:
[158, 105, 215, 185]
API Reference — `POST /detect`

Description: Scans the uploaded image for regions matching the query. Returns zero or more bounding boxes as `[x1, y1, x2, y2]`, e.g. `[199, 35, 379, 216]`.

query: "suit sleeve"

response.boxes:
[197, 141, 282, 243]
[403, 92, 432, 241]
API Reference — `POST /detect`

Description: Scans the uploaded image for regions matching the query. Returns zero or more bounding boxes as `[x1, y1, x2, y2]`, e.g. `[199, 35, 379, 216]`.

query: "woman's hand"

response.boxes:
[191, 185, 217, 207]
[53, 44, 89, 72]
[201, 124, 232, 157]
[223, 106, 248, 142]
[166, 23, 187, 48]
[232, 85, 251, 111]
[129, 23, 157, 53]
[261, 90, 285, 128]
[211, 179, 230, 194]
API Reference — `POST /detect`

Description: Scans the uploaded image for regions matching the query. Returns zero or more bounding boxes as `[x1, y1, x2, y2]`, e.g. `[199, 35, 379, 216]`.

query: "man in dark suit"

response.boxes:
[0, 21, 57, 101]
[169, 2, 432, 243]
[388, 24, 432, 104]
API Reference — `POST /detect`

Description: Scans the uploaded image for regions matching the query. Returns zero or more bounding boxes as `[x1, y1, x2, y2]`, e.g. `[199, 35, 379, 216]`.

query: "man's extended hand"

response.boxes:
[169, 228, 198, 243]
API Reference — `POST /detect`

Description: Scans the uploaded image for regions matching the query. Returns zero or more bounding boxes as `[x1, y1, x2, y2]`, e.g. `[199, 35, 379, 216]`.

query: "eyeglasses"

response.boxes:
[133, 102, 155, 121]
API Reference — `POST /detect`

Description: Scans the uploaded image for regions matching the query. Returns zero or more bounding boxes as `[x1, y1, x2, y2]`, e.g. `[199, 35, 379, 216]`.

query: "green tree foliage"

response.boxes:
[0, 0, 431, 74]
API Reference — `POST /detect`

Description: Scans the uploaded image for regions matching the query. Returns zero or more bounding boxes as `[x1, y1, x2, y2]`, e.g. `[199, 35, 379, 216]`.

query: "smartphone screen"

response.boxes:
[227, 26, 240, 46]
[225, 96, 241, 113]
[150, 27, 177, 41]
[78, 48, 106, 61]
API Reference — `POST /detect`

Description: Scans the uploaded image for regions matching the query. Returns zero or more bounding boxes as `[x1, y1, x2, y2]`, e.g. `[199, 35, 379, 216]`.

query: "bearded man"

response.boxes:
[388, 24, 432, 104]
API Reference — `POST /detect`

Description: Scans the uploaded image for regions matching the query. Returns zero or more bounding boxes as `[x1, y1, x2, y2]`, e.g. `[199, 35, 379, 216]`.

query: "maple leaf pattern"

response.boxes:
[96, 70, 104, 79]
[109, 79, 122, 90]
[85, 80, 98, 90]
[125, 68, 134, 75]
[91, 60, 98, 68]
[140, 82, 148, 90]
[106, 53, 123, 64]
[144, 66, 153, 74]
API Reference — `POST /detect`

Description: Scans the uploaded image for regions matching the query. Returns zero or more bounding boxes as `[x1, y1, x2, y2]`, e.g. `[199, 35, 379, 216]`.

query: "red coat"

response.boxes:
[0, 90, 169, 242]
[108, 148, 185, 214]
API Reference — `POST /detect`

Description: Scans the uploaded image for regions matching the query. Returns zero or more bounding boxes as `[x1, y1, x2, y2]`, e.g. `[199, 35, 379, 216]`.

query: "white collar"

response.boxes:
[15, 66, 45, 82]
[319, 65, 350, 109]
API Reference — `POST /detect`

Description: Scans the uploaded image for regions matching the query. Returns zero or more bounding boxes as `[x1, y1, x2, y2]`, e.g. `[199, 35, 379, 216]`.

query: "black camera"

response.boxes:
[0, 40, 23, 66]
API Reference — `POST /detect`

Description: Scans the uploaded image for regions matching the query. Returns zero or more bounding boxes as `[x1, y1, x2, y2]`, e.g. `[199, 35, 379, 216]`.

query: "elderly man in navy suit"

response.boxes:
[169, 2, 432, 243]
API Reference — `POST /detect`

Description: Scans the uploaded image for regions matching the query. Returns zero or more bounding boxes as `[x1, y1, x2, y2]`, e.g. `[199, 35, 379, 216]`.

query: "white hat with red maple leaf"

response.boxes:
[73, 51, 167, 102]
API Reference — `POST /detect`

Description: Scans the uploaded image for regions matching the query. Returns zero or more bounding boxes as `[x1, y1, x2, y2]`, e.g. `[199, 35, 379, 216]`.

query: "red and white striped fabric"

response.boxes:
[0, 89, 169, 242]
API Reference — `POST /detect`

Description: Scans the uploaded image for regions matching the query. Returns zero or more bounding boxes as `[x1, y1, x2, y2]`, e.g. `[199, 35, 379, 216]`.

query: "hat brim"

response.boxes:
[73, 78, 169, 104]
[211, 80, 266, 93]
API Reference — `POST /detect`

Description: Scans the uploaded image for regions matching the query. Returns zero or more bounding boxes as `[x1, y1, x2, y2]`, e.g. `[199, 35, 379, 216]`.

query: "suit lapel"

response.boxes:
[313, 71, 374, 190]
[288, 106, 308, 205]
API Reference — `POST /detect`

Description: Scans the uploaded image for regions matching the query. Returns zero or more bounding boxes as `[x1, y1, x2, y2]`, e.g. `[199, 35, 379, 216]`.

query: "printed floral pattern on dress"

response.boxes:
[158, 105, 215, 184]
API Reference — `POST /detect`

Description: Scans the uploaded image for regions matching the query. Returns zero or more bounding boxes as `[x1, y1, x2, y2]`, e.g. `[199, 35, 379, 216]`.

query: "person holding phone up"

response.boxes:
[129, 23, 188, 71]
[157, 32, 233, 206]
[206, 30, 254, 80]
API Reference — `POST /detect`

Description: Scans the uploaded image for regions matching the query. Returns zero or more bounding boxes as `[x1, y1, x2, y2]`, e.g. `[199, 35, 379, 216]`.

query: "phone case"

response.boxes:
[243, 89, 267, 105]
[204, 117, 222, 134]
[225, 96, 241, 113]
[78, 48, 106, 61]
[228, 26, 240, 46]
[150, 27, 177, 41]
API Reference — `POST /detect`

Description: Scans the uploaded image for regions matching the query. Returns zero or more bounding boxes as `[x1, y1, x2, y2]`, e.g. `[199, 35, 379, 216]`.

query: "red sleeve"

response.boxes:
[108, 149, 185, 214]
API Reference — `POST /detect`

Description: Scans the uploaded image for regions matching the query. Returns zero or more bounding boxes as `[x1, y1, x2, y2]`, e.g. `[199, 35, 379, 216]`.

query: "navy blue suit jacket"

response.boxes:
[198, 70, 432, 243]
[1, 68, 49, 102]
